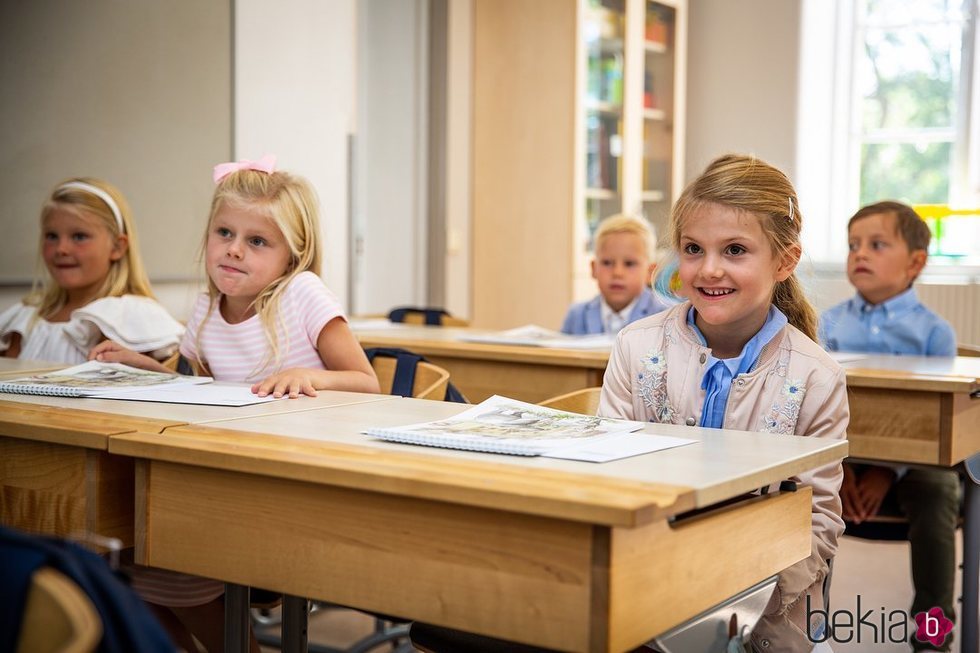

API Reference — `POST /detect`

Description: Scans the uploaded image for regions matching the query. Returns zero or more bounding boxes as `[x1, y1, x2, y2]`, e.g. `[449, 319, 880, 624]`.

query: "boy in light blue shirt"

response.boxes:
[561, 214, 669, 335]
[820, 201, 958, 651]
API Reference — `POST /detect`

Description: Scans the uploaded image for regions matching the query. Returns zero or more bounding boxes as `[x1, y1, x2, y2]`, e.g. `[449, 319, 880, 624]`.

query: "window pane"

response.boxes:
[860, 24, 961, 131]
[864, 0, 965, 26]
[860, 141, 952, 205]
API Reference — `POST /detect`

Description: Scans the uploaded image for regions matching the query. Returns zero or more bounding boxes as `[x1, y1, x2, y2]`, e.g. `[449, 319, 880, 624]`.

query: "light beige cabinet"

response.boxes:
[472, 0, 686, 328]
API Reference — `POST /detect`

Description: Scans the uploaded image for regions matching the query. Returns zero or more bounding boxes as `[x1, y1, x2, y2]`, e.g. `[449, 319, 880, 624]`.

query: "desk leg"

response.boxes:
[282, 595, 309, 653]
[225, 583, 250, 653]
[963, 454, 979, 653]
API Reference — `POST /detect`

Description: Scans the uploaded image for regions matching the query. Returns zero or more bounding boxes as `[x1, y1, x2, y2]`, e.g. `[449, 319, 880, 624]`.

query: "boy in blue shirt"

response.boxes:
[820, 201, 959, 651]
[561, 214, 669, 335]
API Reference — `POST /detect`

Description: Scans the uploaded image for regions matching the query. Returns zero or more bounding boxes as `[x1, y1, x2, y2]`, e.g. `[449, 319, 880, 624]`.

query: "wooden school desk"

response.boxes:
[0, 388, 397, 546]
[110, 397, 848, 653]
[0, 356, 63, 377]
[836, 354, 980, 653]
[354, 323, 608, 403]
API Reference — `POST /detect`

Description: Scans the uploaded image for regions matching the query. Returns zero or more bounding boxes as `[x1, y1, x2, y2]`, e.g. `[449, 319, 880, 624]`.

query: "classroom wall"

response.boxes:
[0, 0, 355, 322]
[684, 0, 802, 182]
[0, 1, 231, 302]
[235, 0, 357, 311]
[353, 0, 429, 316]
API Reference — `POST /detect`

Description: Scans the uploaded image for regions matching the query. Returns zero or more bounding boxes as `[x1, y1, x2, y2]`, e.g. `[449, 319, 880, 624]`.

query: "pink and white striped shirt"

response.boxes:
[180, 271, 346, 383]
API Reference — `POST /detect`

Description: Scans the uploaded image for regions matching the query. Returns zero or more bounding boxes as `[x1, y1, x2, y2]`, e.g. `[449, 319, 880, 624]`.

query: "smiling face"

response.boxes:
[41, 206, 126, 303]
[677, 202, 798, 354]
[591, 231, 655, 312]
[205, 203, 292, 321]
[846, 211, 925, 305]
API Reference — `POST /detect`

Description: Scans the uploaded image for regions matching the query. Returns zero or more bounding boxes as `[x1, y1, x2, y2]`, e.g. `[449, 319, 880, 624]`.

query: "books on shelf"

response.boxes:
[363, 395, 695, 462]
[458, 325, 614, 350]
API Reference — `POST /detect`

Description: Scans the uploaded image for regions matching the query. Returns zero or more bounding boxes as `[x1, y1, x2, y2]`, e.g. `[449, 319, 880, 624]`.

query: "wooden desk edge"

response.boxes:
[0, 399, 179, 449]
[843, 368, 978, 393]
[111, 426, 693, 527]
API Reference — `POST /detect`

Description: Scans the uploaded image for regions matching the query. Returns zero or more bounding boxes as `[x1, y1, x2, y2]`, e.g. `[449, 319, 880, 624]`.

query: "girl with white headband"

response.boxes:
[0, 177, 182, 363]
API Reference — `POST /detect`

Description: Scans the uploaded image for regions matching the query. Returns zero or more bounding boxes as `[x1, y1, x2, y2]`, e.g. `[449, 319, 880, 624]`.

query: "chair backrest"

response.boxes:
[372, 356, 450, 400]
[957, 343, 980, 357]
[387, 306, 469, 327]
[538, 387, 602, 415]
[17, 567, 102, 653]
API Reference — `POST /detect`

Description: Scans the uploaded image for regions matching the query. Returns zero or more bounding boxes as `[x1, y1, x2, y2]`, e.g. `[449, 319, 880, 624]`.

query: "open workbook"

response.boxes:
[363, 395, 695, 462]
[0, 361, 212, 398]
[0, 361, 279, 406]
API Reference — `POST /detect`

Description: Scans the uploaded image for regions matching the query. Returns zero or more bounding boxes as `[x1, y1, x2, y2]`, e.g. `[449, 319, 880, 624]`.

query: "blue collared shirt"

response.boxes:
[819, 288, 956, 356]
[687, 306, 788, 429]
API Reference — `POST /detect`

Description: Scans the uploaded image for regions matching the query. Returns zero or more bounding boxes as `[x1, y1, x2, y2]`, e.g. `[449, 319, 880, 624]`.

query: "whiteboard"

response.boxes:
[0, 1, 232, 283]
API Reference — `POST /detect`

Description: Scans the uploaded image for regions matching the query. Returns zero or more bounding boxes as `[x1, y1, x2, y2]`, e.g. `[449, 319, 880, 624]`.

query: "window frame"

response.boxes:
[797, 0, 980, 273]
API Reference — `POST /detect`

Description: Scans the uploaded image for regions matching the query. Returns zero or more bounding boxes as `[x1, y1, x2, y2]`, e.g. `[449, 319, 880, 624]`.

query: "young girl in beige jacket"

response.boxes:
[600, 154, 847, 652]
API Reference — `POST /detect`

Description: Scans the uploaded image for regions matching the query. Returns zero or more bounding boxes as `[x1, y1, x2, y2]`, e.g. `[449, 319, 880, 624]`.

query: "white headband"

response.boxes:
[56, 181, 125, 234]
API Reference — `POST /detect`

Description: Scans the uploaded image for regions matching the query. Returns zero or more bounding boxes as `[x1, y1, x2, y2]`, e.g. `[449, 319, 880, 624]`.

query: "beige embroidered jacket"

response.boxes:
[599, 302, 847, 652]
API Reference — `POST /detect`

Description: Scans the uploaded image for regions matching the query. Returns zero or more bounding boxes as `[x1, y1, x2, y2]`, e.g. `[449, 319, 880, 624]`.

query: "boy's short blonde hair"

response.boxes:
[594, 214, 656, 260]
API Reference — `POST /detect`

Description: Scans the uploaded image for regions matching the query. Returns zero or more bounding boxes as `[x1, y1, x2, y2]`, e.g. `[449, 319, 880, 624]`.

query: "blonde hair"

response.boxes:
[196, 168, 322, 375]
[668, 154, 817, 341]
[26, 177, 154, 320]
[595, 214, 656, 260]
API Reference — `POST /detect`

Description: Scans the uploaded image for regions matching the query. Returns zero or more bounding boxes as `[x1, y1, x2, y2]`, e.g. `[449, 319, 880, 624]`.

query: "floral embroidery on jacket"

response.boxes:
[637, 349, 674, 423]
[760, 377, 807, 434]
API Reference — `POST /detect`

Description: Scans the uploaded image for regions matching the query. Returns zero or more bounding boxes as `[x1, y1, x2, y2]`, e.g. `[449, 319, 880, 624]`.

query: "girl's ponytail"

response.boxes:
[773, 276, 817, 342]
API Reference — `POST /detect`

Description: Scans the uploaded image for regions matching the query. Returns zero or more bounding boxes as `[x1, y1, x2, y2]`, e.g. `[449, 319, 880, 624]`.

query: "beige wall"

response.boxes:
[684, 0, 802, 183]
[0, 1, 231, 286]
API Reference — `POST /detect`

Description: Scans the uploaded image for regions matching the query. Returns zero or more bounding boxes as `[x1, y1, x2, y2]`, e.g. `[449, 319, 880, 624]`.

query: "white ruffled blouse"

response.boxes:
[0, 295, 184, 364]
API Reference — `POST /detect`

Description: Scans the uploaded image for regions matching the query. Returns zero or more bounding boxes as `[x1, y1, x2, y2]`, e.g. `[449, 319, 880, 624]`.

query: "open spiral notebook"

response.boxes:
[363, 395, 695, 462]
[0, 361, 277, 406]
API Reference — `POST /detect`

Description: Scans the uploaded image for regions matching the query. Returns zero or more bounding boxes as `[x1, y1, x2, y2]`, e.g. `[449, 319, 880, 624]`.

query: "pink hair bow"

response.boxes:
[212, 154, 278, 183]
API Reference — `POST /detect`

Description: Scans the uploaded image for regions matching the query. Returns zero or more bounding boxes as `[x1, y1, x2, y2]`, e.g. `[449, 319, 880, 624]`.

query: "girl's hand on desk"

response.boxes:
[251, 368, 318, 399]
[89, 340, 170, 373]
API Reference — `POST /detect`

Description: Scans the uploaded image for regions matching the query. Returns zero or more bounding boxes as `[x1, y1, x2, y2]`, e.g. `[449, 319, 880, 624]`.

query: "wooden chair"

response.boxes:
[387, 306, 469, 327]
[372, 356, 450, 400]
[537, 387, 602, 415]
[957, 343, 980, 357]
[17, 567, 102, 653]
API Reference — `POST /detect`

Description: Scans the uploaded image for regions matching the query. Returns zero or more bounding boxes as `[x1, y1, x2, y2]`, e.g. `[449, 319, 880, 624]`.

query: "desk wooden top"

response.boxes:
[354, 323, 610, 368]
[838, 354, 980, 393]
[110, 397, 847, 528]
[0, 357, 63, 377]
[356, 324, 980, 393]
[0, 390, 395, 449]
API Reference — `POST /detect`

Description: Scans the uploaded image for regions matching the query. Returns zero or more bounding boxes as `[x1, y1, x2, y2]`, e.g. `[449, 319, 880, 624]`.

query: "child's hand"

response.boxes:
[89, 340, 161, 370]
[851, 465, 895, 523]
[251, 368, 319, 399]
[840, 464, 863, 523]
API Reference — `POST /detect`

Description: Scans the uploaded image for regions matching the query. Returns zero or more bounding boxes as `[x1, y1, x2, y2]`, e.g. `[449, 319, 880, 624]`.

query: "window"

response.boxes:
[798, 0, 980, 267]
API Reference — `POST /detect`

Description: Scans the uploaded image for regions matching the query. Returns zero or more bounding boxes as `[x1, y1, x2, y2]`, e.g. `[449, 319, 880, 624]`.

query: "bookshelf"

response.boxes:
[472, 0, 686, 328]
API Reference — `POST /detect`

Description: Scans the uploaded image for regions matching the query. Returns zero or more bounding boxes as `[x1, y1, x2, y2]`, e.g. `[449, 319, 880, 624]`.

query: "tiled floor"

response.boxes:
[829, 533, 964, 652]
[257, 533, 966, 653]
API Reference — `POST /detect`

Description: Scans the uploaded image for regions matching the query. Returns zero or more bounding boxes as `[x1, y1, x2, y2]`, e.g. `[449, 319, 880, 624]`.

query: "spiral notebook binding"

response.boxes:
[0, 383, 85, 397]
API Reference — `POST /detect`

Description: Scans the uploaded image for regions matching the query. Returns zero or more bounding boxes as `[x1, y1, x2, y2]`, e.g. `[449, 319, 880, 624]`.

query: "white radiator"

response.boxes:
[918, 283, 980, 347]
